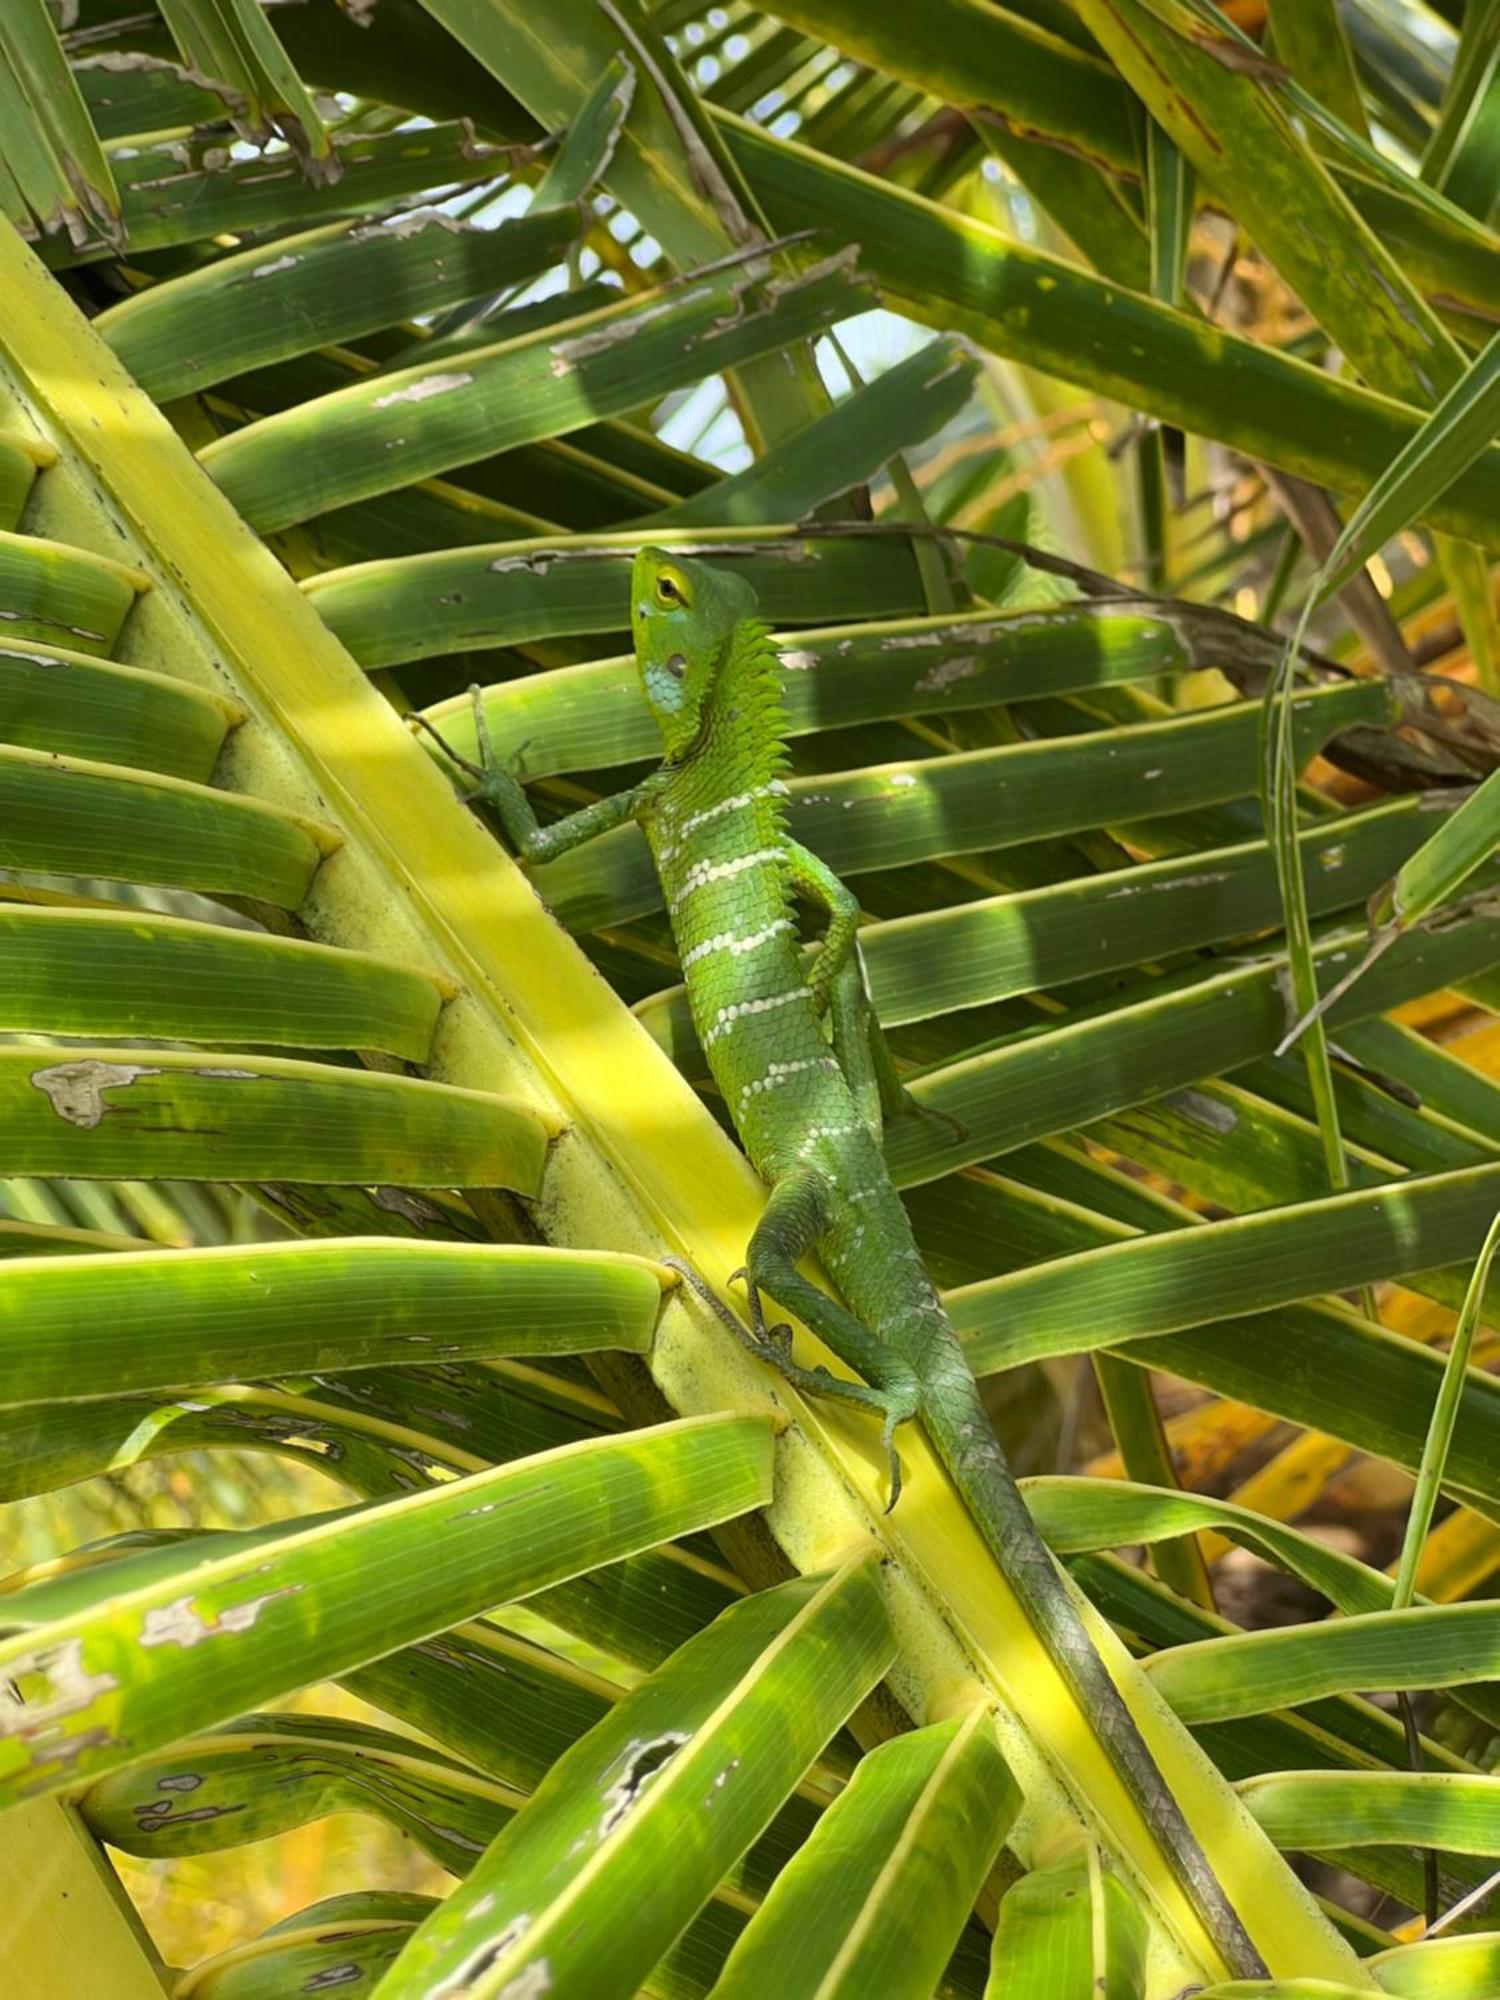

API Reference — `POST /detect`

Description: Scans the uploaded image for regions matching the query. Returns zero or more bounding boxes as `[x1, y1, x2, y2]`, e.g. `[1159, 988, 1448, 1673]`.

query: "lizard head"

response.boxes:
[632, 545, 759, 760]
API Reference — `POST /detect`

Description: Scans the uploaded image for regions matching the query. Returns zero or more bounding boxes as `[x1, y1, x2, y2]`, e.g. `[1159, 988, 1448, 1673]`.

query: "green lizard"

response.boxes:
[437, 544, 1264, 1980]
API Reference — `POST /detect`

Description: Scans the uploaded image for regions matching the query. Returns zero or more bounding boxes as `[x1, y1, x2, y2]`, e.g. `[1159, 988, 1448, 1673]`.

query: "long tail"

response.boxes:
[916, 1337, 1267, 1979]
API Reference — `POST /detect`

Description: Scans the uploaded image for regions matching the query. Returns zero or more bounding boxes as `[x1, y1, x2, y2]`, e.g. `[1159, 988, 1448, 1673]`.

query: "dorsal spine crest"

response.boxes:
[714, 616, 791, 807]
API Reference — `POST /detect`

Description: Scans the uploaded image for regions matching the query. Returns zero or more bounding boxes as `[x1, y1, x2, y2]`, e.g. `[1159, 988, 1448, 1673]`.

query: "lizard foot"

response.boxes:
[664, 1258, 914, 1508]
[665, 1254, 807, 1382]
[408, 687, 531, 812]
[661, 1255, 790, 1369]
[728, 1263, 919, 1512]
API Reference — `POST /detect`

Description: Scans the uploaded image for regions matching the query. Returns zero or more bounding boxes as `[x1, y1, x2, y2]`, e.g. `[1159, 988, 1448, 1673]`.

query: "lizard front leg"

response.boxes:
[783, 842, 889, 1139]
[783, 837, 965, 1141]
[825, 951, 903, 1143]
[413, 684, 657, 864]
[783, 838, 860, 1015]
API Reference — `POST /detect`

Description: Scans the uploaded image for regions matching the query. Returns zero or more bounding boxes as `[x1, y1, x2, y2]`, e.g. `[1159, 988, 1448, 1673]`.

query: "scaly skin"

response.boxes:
[465, 545, 1264, 1981]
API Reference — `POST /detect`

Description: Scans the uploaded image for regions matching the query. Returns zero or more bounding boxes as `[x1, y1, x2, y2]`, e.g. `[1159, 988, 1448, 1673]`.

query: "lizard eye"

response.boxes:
[664, 653, 687, 680]
[655, 572, 685, 606]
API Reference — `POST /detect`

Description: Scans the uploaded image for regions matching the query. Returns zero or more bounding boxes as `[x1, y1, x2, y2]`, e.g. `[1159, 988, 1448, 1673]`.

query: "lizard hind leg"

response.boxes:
[739, 1168, 921, 1511]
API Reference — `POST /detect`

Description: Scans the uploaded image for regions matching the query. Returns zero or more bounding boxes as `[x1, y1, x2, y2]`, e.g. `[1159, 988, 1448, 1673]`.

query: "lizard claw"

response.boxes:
[406, 708, 488, 787]
[728, 1264, 779, 1345]
[408, 694, 534, 818]
[878, 1400, 907, 1513]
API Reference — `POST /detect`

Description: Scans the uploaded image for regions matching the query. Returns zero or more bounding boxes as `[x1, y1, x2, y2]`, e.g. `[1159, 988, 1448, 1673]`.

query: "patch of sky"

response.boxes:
[815, 308, 933, 394]
[656, 377, 751, 470]
[655, 307, 932, 472]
